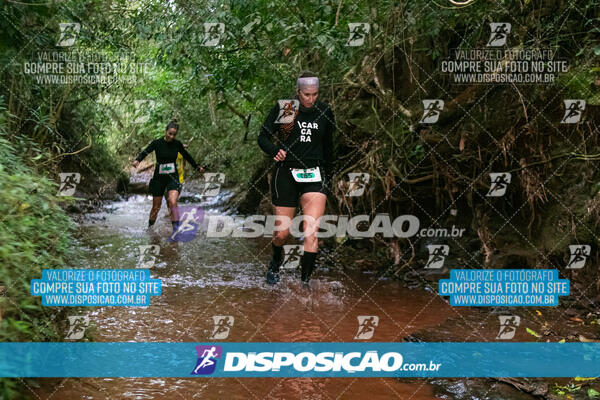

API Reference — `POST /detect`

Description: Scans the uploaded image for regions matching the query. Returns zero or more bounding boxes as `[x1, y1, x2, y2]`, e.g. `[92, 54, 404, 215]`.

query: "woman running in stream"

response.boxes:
[258, 72, 336, 285]
[132, 119, 203, 230]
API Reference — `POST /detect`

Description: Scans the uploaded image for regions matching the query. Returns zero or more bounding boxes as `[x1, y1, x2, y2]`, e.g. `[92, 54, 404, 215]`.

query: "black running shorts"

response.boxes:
[149, 175, 182, 197]
[271, 165, 328, 207]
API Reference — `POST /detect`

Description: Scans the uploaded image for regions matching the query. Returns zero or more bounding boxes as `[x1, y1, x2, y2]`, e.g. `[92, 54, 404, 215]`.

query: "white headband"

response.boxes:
[297, 76, 319, 89]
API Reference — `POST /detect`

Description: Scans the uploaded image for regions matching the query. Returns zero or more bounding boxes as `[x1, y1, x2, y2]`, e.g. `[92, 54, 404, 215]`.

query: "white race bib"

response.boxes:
[158, 163, 175, 174]
[291, 167, 321, 183]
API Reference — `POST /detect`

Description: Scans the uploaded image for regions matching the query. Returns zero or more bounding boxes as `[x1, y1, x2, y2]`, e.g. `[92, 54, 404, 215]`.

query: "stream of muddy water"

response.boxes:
[33, 191, 543, 399]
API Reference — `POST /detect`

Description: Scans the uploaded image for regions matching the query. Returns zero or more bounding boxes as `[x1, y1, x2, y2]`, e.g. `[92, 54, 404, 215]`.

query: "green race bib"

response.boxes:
[158, 163, 175, 174]
[291, 167, 321, 183]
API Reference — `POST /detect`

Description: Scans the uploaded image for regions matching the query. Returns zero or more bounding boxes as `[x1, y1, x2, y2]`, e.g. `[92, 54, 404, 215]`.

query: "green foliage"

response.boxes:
[0, 130, 74, 339]
[0, 103, 75, 398]
[553, 382, 583, 395]
[557, 65, 600, 106]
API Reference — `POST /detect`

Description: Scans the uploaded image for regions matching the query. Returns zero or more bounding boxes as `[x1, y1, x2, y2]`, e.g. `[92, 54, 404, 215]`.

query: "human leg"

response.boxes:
[149, 196, 162, 227]
[166, 189, 180, 226]
[299, 191, 327, 283]
[267, 205, 295, 284]
[266, 166, 300, 284]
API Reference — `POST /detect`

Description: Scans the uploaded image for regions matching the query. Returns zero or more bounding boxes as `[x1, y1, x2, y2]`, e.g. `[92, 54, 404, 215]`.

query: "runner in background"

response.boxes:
[132, 120, 203, 230]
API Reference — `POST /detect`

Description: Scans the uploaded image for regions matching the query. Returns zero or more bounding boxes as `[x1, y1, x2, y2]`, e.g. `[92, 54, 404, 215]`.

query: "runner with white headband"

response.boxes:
[258, 71, 336, 286]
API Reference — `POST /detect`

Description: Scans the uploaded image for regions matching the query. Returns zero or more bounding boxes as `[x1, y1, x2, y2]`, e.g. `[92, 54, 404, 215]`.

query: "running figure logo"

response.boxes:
[419, 100, 444, 124]
[346, 173, 370, 197]
[56, 22, 80, 47]
[168, 206, 204, 242]
[354, 316, 379, 340]
[486, 23, 511, 47]
[133, 100, 155, 124]
[57, 173, 81, 196]
[65, 316, 89, 340]
[200, 173, 225, 197]
[282, 245, 303, 270]
[561, 100, 586, 124]
[137, 245, 160, 268]
[566, 245, 590, 269]
[201, 23, 225, 47]
[347, 23, 370, 47]
[425, 245, 449, 269]
[191, 345, 222, 375]
[209, 316, 234, 340]
[486, 172, 511, 197]
[275, 100, 299, 125]
[496, 315, 520, 339]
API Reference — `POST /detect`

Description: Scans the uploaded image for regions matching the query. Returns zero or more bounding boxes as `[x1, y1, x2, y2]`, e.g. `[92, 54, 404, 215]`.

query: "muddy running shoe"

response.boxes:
[266, 258, 281, 284]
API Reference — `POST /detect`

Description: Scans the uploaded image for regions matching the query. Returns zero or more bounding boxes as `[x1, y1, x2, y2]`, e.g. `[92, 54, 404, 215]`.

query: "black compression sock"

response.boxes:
[272, 243, 283, 264]
[301, 251, 318, 282]
[301, 251, 317, 266]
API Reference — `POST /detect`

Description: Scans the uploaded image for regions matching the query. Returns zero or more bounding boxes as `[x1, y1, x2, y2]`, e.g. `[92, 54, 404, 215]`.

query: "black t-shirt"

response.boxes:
[257, 100, 335, 174]
[135, 138, 198, 179]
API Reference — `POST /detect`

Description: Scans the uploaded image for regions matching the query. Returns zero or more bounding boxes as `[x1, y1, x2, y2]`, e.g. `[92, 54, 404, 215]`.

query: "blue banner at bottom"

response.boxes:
[0, 342, 599, 377]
